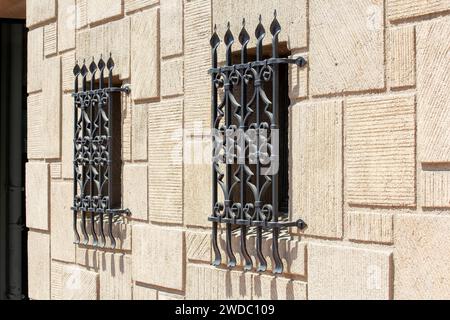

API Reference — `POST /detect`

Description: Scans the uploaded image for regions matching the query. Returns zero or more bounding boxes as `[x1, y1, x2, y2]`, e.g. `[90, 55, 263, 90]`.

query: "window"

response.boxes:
[71, 55, 130, 249]
[208, 12, 307, 273]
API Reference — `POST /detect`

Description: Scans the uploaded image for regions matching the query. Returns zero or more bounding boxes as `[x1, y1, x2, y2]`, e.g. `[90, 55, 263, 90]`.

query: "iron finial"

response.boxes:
[242, 18, 245, 27]
[224, 22, 234, 47]
[210, 24, 220, 49]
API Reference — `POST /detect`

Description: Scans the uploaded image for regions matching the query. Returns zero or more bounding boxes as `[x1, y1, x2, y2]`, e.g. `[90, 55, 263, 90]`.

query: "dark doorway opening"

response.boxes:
[0, 19, 27, 300]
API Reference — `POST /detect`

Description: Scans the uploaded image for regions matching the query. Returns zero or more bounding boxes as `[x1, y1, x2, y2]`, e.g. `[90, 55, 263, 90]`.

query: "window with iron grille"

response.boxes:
[208, 12, 307, 274]
[71, 55, 130, 249]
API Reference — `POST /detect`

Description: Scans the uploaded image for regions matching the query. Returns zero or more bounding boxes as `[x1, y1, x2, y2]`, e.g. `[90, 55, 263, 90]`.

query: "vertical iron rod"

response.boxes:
[73, 63, 80, 244]
[89, 58, 98, 246]
[107, 55, 116, 249]
[98, 57, 106, 247]
[80, 61, 89, 245]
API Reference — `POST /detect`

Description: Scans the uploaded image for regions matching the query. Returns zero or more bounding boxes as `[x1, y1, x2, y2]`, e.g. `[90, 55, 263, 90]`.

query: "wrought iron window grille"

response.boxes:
[209, 12, 307, 274]
[71, 55, 130, 249]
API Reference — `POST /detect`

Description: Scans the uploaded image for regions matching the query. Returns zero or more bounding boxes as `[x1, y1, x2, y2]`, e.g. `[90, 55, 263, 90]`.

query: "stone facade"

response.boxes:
[25, 0, 450, 300]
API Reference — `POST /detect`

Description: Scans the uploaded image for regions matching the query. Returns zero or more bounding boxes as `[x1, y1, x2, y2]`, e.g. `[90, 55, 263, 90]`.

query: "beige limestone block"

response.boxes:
[76, 0, 88, 29]
[27, 93, 44, 159]
[345, 94, 416, 206]
[52, 262, 99, 300]
[148, 100, 183, 224]
[308, 243, 392, 300]
[347, 210, 393, 244]
[161, 58, 184, 97]
[125, 0, 159, 13]
[394, 214, 450, 299]
[131, 9, 159, 100]
[44, 22, 57, 57]
[291, 100, 343, 238]
[161, 0, 183, 57]
[104, 17, 130, 80]
[122, 96, 132, 162]
[159, 292, 185, 300]
[27, 0, 56, 27]
[186, 230, 211, 262]
[131, 104, 148, 161]
[253, 275, 307, 300]
[417, 17, 450, 163]
[51, 181, 76, 263]
[289, 52, 308, 100]
[61, 51, 75, 92]
[99, 253, 132, 300]
[133, 283, 158, 300]
[388, 26, 415, 88]
[387, 0, 450, 21]
[58, 0, 76, 52]
[132, 224, 184, 291]
[123, 164, 148, 221]
[87, 0, 123, 25]
[310, 0, 385, 95]
[28, 231, 50, 300]
[28, 27, 43, 93]
[26, 162, 49, 230]
[183, 163, 210, 227]
[50, 163, 62, 179]
[76, 247, 99, 270]
[62, 94, 74, 178]
[420, 168, 450, 208]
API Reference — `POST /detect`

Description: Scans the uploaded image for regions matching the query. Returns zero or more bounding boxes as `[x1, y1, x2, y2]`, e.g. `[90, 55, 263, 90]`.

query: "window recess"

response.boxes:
[71, 55, 130, 249]
[209, 12, 307, 274]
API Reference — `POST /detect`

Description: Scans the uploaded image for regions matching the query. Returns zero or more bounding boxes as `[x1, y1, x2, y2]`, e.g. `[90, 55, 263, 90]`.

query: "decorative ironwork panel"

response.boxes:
[71, 55, 130, 249]
[208, 12, 307, 274]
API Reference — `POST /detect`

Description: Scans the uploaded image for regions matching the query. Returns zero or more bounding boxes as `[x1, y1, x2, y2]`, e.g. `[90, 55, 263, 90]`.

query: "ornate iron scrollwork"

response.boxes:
[71, 55, 130, 249]
[209, 12, 307, 274]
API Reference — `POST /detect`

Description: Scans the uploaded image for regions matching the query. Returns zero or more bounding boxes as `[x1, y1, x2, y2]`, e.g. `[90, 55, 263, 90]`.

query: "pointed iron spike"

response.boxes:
[227, 21, 231, 29]
[259, 14, 262, 22]
[214, 24, 217, 32]
[242, 18, 245, 26]
[224, 25, 234, 46]
[274, 9, 277, 17]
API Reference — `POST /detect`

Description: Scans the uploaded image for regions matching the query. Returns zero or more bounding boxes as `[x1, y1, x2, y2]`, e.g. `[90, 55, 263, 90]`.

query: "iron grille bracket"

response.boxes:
[209, 12, 307, 274]
[71, 55, 130, 249]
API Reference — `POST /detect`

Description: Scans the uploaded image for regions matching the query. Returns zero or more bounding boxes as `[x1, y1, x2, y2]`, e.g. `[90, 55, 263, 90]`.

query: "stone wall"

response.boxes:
[26, 0, 450, 299]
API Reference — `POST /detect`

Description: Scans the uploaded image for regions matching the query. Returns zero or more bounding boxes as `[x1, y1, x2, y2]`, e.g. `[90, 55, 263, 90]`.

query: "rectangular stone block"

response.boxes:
[131, 104, 148, 161]
[132, 224, 184, 291]
[123, 164, 148, 221]
[394, 214, 450, 299]
[62, 94, 73, 178]
[104, 17, 130, 79]
[345, 95, 416, 206]
[44, 22, 57, 57]
[347, 210, 393, 244]
[148, 100, 183, 224]
[131, 9, 159, 100]
[161, 58, 184, 97]
[28, 231, 50, 300]
[27, 93, 44, 159]
[50, 163, 62, 179]
[58, 0, 76, 52]
[122, 95, 132, 161]
[159, 292, 185, 300]
[186, 230, 211, 262]
[28, 27, 43, 93]
[308, 243, 392, 300]
[310, 0, 384, 95]
[291, 101, 343, 238]
[76, 247, 99, 270]
[51, 181, 76, 263]
[417, 17, 450, 162]
[26, 162, 49, 230]
[133, 283, 158, 300]
[76, 0, 88, 29]
[253, 275, 307, 300]
[27, 0, 56, 27]
[420, 168, 450, 208]
[51, 262, 99, 300]
[387, 0, 450, 21]
[87, 0, 123, 25]
[289, 52, 308, 100]
[99, 253, 132, 300]
[184, 162, 211, 227]
[161, 0, 183, 57]
[388, 26, 415, 88]
[125, 0, 159, 13]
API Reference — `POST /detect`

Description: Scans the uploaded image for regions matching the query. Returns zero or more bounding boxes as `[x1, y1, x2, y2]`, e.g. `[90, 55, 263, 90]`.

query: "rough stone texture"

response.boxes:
[184, 0, 211, 129]
[161, 58, 184, 97]
[132, 224, 184, 291]
[51, 181, 76, 263]
[76, 247, 99, 270]
[27, 27, 43, 93]
[87, 0, 123, 25]
[26, 162, 49, 231]
[148, 100, 183, 224]
[388, 26, 415, 88]
[52, 262, 99, 300]
[289, 52, 308, 100]
[420, 168, 450, 208]
[58, 0, 76, 52]
[122, 94, 132, 162]
[159, 292, 185, 300]
[347, 210, 393, 244]
[161, 0, 183, 57]
[125, 0, 159, 13]
[186, 230, 211, 262]
[394, 214, 450, 299]
[253, 275, 307, 300]
[123, 164, 148, 221]
[28, 231, 50, 300]
[44, 22, 57, 57]
[76, 0, 88, 29]
[131, 9, 159, 101]
[417, 17, 450, 163]
[50, 163, 62, 179]
[27, 94, 44, 159]
[27, 0, 56, 27]
[308, 243, 392, 300]
[99, 253, 132, 300]
[62, 94, 73, 178]
[62, 51, 75, 92]
[104, 17, 130, 80]
[310, 0, 384, 95]
[133, 283, 158, 300]
[131, 105, 147, 161]
[387, 0, 450, 21]
[291, 101, 343, 238]
[186, 264, 252, 300]
[345, 95, 416, 206]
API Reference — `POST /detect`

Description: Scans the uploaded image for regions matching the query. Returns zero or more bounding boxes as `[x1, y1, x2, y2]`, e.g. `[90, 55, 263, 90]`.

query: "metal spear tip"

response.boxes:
[242, 18, 245, 27]
[224, 23, 234, 46]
